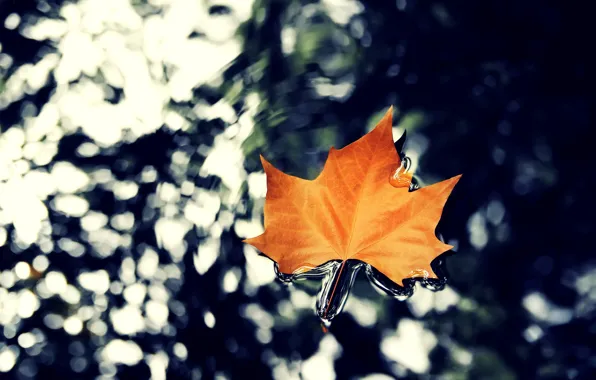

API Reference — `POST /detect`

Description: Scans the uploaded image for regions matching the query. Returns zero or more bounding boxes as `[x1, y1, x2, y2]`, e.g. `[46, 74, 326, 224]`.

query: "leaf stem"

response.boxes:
[323, 260, 347, 320]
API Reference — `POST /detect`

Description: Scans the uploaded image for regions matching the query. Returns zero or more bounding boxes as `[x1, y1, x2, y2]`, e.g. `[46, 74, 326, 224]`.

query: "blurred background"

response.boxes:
[0, 0, 594, 379]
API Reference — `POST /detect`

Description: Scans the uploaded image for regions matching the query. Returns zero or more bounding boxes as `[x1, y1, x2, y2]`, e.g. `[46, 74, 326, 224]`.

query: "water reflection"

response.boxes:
[275, 253, 449, 328]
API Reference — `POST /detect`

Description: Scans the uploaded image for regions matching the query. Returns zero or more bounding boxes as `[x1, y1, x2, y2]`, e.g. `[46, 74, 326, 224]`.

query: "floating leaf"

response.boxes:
[244, 107, 461, 324]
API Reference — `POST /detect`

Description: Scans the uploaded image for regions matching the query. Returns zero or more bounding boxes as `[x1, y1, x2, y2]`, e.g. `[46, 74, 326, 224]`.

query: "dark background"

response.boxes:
[1, 0, 594, 379]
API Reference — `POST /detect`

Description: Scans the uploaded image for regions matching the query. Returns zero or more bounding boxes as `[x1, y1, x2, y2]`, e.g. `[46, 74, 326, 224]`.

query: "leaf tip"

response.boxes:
[373, 106, 394, 131]
[445, 173, 463, 189]
[259, 155, 276, 174]
[383, 106, 394, 124]
[441, 243, 455, 254]
[243, 235, 261, 246]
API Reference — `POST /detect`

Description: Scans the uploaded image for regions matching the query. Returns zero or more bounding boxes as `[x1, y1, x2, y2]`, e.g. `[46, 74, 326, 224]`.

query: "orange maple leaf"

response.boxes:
[244, 107, 461, 287]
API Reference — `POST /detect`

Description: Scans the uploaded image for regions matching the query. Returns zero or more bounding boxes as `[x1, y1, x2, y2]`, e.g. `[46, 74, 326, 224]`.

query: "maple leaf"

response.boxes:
[244, 107, 461, 287]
